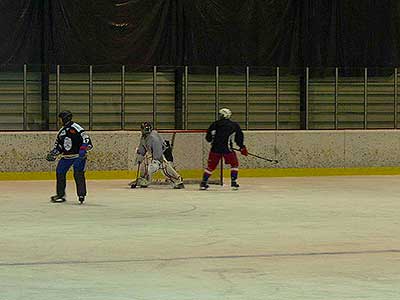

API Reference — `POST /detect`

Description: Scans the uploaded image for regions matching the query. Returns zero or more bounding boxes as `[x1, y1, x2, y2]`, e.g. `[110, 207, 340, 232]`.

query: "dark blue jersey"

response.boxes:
[51, 122, 93, 156]
[206, 119, 245, 153]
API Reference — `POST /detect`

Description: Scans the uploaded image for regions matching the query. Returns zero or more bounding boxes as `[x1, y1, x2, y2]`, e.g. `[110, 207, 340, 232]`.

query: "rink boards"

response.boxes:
[1, 130, 400, 179]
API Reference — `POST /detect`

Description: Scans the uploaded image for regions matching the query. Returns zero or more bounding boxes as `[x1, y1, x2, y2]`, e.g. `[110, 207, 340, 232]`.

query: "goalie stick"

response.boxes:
[170, 132, 177, 151]
[232, 148, 279, 164]
[129, 162, 141, 189]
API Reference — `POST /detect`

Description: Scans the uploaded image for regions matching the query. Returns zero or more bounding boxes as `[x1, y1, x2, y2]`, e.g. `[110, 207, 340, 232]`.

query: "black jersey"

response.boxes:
[52, 122, 93, 156]
[205, 119, 245, 153]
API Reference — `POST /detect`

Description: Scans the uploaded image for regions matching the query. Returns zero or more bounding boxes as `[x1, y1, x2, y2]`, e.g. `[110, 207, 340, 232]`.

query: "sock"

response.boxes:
[202, 169, 212, 182]
[231, 168, 238, 182]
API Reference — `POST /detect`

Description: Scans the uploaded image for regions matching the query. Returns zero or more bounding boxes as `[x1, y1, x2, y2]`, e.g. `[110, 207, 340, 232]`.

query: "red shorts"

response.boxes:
[206, 151, 239, 171]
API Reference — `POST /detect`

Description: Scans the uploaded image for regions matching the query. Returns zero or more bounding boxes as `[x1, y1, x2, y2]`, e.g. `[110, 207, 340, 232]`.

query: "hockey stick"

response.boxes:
[32, 157, 60, 162]
[33, 153, 80, 161]
[232, 148, 279, 164]
[130, 162, 141, 189]
[170, 132, 177, 151]
[32, 157, 48, 160]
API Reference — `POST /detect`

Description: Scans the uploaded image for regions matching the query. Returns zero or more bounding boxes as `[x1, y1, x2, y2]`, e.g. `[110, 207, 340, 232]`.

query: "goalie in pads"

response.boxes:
[130, 122, 184, 189]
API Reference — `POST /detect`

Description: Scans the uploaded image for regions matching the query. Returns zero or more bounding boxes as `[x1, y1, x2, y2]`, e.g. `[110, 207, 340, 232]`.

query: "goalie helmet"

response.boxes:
[219, 108, 232, 119]
[140, 122, 153, 136]
[58, 110, 73, 126]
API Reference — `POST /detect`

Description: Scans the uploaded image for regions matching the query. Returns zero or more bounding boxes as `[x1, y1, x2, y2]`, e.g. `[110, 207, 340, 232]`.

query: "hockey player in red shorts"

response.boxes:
[200, 108, 248, 190]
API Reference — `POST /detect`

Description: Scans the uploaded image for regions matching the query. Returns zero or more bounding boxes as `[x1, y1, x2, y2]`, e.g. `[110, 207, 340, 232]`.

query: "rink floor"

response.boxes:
[1, 176, 400, 300]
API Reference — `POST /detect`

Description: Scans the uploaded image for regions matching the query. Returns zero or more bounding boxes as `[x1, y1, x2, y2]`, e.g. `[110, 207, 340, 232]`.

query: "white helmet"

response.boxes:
[219, 108, 232, 119]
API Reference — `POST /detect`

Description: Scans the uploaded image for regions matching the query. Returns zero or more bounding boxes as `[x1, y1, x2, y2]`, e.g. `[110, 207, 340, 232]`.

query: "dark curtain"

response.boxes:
[0, 0, 399, 68]
[48, 0, 178, 65]
[0, 0, 42, 65]
[183, 0, 399, 68]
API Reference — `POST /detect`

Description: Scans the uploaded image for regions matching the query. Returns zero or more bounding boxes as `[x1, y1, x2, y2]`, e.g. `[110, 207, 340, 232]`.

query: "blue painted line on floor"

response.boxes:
[1, 249, 399, 267]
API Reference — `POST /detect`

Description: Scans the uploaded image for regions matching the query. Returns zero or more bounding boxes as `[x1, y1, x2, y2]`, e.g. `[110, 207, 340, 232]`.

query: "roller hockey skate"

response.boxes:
[50, 195, 66, 203]
[200, 181, 209, 190]
[130, 177, 149, 189]
[129, 179, 138, 188]
[173, 182, 185, 189]
[78, 196, 85, 205]
[231, 180, 240, 190]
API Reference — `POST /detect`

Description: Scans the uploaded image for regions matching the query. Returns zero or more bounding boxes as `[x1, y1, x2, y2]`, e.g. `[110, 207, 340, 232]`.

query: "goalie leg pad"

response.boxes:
[139, 159, 149, 178]
[148, 160, 161, 176]
[131, 154, 152, 187]
[161, 159, 184, 188]
[137, 177, 149, 187]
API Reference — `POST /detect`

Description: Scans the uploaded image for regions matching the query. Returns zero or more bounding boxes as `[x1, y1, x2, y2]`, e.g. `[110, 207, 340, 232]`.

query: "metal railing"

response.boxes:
[0, 65, 399, 131]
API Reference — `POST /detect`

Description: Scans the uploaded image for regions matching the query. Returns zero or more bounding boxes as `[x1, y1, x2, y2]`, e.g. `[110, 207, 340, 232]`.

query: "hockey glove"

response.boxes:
[46, 148, 59, 161]
[46, 152, 57, 162]
[240, 146, 248, 156]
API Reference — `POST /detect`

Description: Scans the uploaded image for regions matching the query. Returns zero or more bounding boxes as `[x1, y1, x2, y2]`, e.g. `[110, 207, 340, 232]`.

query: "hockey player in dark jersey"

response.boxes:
[46, 110, 93, 204]
[200, 108, 248, 190]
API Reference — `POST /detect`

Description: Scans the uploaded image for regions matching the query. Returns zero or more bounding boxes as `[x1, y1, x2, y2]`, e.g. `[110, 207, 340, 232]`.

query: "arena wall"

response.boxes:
[1, 130, 400, 180]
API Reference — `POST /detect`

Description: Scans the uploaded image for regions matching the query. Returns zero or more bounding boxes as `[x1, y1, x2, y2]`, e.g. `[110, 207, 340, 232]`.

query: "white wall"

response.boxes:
[1, 130, 400, 172]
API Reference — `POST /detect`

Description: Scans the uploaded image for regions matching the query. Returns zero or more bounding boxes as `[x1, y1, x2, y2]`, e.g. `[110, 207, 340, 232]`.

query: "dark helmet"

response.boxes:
[58, 110, 73, 125]
[140, 122, 153, 135]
